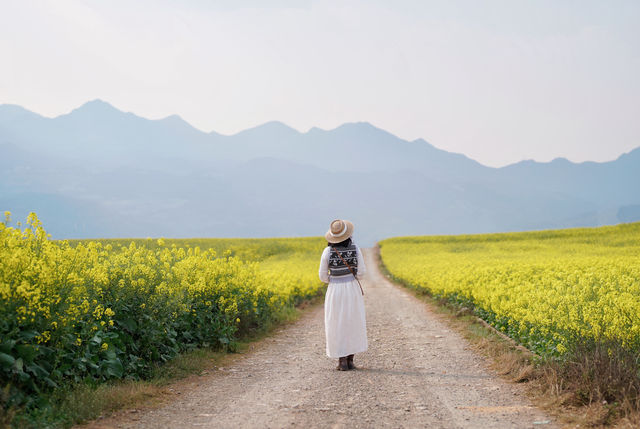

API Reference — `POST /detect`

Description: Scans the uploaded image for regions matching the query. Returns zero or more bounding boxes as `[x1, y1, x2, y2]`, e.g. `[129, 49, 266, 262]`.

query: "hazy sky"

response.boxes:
[1, 0, 639, 167]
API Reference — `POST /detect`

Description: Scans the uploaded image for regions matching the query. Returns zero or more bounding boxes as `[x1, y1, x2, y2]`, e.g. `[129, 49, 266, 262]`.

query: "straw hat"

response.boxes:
[325, 219, 354, 243]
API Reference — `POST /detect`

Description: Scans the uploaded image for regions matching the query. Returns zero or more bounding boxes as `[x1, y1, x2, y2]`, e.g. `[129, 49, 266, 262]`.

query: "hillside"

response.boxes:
[1, 100, 639, 245]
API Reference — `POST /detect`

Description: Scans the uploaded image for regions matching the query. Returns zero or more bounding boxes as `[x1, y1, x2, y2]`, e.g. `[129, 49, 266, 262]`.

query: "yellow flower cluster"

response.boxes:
[379, 223, 640, 356]
[0, 212, 325, 402]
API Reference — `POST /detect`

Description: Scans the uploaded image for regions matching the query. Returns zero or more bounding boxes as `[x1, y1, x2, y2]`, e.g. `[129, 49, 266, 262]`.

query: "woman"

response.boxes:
[318, 219, 367, 371]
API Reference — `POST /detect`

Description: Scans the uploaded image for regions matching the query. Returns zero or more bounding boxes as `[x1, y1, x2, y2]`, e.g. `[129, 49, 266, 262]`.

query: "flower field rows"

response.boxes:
[379, 223, 640, 357]
[0, 212, 325, 409]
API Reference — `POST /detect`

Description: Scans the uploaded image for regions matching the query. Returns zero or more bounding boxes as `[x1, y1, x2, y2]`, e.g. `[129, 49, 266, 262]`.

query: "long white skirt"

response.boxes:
[324, 279, 368, 358]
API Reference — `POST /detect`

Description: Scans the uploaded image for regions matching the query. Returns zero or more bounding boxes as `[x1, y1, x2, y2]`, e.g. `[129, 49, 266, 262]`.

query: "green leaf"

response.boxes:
[13, 357, 24, 372]
[0, 340, 16, 354]
[104, 359, 124, 378]
[0, 352, 15, 368]
[44, 377, 58, 388]
[18, 330, 39, 341]
[118, 318, 137, 332]
[15, 344, 38, 363]
[26, 363, 49, 378]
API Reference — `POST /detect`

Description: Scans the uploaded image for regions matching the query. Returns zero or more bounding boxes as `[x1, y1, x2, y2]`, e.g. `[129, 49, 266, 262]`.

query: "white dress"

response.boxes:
[318, 244, 368, 358]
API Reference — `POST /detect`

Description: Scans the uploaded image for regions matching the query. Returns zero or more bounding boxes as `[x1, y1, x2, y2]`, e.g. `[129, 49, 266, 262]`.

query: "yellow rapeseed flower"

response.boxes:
[380, 223, 640, 356]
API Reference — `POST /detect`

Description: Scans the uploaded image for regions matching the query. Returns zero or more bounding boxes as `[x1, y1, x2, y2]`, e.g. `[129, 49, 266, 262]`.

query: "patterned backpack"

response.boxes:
[328, 243, 358, 277]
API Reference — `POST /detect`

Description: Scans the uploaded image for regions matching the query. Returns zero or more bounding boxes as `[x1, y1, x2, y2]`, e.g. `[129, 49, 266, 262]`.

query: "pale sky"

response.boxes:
[1, 0, 639, 167]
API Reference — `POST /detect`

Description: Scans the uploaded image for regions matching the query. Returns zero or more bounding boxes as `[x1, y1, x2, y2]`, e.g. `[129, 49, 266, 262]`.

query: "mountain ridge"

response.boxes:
[1, 99, 639, 245]
[4, 99, 636, 169]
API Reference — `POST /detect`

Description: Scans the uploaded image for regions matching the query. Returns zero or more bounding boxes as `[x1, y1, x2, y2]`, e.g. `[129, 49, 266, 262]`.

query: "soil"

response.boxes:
[83, 248, 557, 429]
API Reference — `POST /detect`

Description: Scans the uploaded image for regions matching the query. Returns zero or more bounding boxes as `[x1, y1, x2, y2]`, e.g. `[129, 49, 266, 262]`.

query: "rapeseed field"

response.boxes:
[0, 212, 325, 409]
[379, 222, 640, 357]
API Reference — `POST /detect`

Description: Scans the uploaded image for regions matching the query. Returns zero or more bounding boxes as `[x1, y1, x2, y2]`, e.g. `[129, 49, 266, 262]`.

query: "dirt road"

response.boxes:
[87, 248, 556, 428]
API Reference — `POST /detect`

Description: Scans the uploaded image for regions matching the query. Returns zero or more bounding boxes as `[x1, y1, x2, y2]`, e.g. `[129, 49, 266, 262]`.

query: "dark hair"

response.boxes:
[327, 237, 353, 248]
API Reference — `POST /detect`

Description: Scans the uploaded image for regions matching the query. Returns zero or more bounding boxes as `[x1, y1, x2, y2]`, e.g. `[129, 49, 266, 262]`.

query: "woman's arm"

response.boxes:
[318, 247, 330, 283]
[355, 245, 366, 279]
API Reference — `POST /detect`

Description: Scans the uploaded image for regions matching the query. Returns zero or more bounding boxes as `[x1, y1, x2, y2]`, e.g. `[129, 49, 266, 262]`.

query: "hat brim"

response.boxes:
[325, 220, 354, 243]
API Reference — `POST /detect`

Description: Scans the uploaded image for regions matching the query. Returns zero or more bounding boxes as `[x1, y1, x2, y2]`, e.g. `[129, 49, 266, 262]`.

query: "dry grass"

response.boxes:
[540, 340, 640, 427]
[56, 381, 162, 425]
[0, 385, 17, 429]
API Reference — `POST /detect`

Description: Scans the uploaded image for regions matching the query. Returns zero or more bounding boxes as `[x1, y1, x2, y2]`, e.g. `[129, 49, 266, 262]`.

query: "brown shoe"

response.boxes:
[347, 354, 355, 370]
[336, 357, 348, 371]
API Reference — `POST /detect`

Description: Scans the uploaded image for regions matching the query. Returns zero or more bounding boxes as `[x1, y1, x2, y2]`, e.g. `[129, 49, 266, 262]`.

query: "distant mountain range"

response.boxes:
[1, 99, 639, 246]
